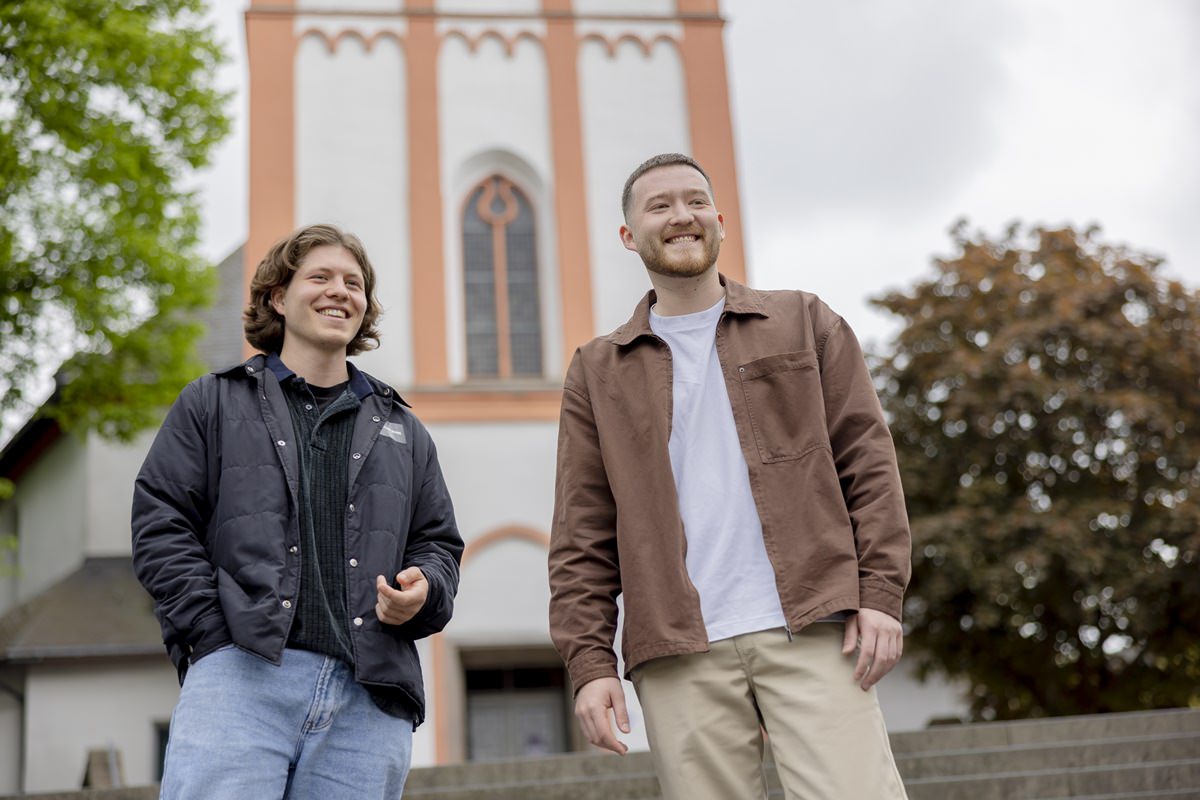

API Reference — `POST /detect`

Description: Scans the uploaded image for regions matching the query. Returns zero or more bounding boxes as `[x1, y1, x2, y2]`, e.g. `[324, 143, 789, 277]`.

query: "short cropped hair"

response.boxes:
[243, 224, 383, 356]
[621, 153, 714, 221]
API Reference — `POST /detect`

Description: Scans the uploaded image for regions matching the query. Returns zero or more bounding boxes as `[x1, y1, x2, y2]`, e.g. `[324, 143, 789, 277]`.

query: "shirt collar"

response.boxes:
[609, 273, 768, 347]
[266, 353, 373, 401]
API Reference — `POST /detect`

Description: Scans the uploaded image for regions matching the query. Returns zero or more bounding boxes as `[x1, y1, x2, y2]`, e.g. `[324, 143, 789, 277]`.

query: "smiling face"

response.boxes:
[620, 163, 725, 279]
[270, 244, 368, 359]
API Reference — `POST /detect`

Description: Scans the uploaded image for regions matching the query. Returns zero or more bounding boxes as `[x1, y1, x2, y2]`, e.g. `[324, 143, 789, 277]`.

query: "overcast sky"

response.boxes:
[197, 0, 1200, 351]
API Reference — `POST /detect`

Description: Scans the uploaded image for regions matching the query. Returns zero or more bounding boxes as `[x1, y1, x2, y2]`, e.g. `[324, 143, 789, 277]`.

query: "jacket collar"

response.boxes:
[607, 273, 768, 347]
[216, 354, 410, 407]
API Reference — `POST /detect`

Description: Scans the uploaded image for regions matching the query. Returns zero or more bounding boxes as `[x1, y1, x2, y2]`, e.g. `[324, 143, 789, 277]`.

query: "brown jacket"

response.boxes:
[548, 276, 911, 692]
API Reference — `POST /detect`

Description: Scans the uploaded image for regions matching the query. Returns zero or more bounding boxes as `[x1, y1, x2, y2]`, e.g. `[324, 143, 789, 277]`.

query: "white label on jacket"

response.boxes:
[380, 422, 407, 444]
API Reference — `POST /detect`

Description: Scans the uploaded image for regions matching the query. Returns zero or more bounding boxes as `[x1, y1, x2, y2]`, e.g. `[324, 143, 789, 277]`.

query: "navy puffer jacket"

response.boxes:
[131, 355, 462, 725]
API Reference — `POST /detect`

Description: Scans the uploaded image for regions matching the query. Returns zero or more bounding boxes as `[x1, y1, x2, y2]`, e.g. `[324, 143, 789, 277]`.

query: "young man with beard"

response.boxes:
[133, 224, 462, 799]
[548, 154, 911, 799]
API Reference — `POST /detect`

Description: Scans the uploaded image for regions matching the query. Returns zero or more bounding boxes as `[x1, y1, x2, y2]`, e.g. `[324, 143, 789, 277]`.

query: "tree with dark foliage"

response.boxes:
[873, 222, 1200, 719]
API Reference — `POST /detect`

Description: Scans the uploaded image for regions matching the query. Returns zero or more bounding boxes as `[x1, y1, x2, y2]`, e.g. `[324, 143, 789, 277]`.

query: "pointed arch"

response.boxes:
[461, 175, 545, 380]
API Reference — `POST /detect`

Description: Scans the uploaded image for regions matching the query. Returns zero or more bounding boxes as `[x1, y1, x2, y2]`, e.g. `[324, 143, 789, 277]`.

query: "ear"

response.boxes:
[619, 224, 638, 253]
[717, 212, 726, 242]
[270, 286, 286, 316]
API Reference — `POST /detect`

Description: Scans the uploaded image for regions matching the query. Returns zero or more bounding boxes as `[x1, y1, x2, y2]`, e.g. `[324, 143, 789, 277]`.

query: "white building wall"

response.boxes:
[0, 677, 20, 795]
[85, 431, 155, 557]
[577, 35, 691, 335]
[878, 660, 970, 731]
[14, 435, 87, 603]
[438, 33, 555, 385]
[573, 0, 676, 15]
[426, 422, 556, 543]
[436, 0, 540, 14]
[22, 660, 179, 792]
[294, 23, 413, 388]
[453, 537, 550, 646]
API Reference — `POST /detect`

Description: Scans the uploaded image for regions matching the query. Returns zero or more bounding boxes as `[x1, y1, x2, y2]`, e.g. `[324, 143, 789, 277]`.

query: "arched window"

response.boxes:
[462, 175, 543, 379]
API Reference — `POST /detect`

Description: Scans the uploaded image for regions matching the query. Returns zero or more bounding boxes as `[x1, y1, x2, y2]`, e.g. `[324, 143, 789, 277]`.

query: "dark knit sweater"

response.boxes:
[282, 377, 357, 663]
[281, 374, 412, 720]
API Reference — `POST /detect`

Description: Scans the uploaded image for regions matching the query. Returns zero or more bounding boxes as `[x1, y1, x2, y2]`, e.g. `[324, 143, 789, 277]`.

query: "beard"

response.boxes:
[639, 231, 722, 278]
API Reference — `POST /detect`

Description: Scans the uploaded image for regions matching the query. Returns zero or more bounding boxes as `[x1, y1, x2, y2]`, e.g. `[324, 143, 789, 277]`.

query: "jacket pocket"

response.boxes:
[737, 350, 828, 463]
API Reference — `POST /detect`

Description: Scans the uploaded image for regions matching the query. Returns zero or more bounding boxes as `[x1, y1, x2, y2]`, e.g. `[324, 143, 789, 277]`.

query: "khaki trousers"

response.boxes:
[631, 625, 908, 800]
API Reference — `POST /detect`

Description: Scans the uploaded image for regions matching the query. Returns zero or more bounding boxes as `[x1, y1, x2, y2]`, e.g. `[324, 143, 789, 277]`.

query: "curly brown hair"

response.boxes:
[243, 224, 383, 356]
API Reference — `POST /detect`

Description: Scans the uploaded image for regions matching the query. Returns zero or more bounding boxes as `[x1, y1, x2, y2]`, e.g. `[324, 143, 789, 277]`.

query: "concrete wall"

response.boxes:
[0, 670, 22, 795]
[14, 434, 87, 604]
[22, 660, 178, 793]
[84, 431, 155, 557]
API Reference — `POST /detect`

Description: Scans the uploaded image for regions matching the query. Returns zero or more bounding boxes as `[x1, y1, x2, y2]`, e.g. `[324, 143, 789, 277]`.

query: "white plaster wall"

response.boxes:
[15, 434, 87, 603]
[424, 421, 557, 543]
[450, 537, 551, 645]
[578, 37, 691, 335]
[0, 678, 21, 795]
[295, 26, 413, 388]
[436, 0, 540, 15]
[22, 660, 179, 792]
[297, 0, 402, 12]
[411, 637, 435, 767]
[84, 430, 155, 557]
[573, 0, 676, 16]
[877, 658, 970, 731]
[438, 35, 554, 384]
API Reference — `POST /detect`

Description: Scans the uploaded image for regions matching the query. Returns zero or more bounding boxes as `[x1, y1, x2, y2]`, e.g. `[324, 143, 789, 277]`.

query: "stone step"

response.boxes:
[889, 708, 1200, 755]
[899, 759, 1200, 800]
[402, 769, 662, 800]
[405, 751, 656, 790]
[892, 731, 1200, 779]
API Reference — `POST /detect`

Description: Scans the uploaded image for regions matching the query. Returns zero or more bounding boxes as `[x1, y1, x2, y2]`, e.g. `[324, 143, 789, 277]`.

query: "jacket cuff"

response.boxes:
[859, 579, 904, 622]
[567, 651, 620, 695]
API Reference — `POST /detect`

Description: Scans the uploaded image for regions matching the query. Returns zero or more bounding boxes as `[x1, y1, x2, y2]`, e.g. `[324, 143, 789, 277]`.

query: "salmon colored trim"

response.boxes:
[407, 14, 449, 385]
[406, 388, 562, 422]
[430, 632, 450, 763]
[464, 525, 551, 566]
[543, 8, 595, 369]
[433, 525, 551, 764]
[577, 32, 678, 58]
[676, 0, 721, 14]
[244, 7, 297, 358]
[678, 14, 747, 283]
[251, 8, 684, 23]
[442, 29, 543, 58]
[296, 27, 404, 54]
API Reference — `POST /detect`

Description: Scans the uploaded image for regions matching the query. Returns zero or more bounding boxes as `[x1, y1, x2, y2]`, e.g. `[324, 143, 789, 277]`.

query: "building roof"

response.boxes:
[0, 556, 163, 663]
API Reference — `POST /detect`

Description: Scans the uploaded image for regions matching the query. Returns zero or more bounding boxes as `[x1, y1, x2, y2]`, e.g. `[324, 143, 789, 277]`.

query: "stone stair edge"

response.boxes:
[902, 757, 1200, 786]
[892, 729, 1200, 762]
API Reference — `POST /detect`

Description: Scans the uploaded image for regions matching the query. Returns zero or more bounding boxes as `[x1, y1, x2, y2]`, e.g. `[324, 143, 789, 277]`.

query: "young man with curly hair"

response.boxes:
[549, 155, 911, 799]
[133, 224, 462, 799]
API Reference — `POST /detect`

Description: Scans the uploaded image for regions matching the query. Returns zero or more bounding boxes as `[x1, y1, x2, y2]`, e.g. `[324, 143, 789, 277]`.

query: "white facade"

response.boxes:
[22, 662, 179, 793]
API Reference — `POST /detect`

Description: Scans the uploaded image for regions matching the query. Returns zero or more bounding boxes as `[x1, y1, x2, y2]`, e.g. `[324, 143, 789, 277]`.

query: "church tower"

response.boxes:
[244, 0, 745, 765]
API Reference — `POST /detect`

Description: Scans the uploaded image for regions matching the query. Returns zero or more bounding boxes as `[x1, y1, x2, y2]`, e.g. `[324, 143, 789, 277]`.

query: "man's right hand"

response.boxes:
[574, 677, 630, 755]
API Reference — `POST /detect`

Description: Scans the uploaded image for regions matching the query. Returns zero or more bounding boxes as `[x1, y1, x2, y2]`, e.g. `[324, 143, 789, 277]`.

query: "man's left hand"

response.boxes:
[375, 567, 428, 625]
[842, 608, 903, 691]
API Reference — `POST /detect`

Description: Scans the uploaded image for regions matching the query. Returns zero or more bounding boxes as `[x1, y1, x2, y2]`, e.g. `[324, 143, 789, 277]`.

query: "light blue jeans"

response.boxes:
[160, 645, 413, 800]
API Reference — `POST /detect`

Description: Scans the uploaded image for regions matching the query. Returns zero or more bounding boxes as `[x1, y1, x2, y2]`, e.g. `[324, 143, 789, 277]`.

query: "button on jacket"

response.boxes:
[132, 355, 462, 725]
[548, 277, 911, 692]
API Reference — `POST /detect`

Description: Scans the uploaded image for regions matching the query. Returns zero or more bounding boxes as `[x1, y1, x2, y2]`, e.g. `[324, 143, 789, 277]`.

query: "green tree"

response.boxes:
[873, 223, 1200, 720]
[0, 0, 229, 440]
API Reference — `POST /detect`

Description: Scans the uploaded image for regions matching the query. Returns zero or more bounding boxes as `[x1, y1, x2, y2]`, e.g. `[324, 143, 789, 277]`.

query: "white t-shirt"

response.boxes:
[650, 296, 787, 642]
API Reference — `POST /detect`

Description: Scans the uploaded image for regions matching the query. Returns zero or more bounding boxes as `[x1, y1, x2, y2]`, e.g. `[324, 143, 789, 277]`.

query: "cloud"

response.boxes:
[726, 1, 1021, 223]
